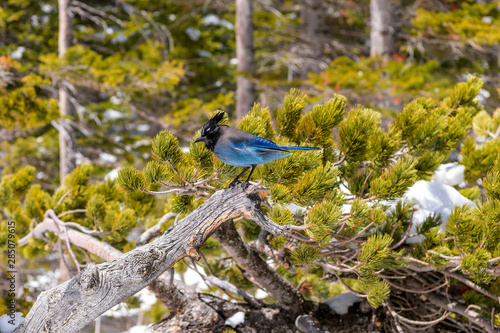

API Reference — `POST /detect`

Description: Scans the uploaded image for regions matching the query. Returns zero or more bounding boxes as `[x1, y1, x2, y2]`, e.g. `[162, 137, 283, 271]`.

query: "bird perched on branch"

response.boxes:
[194, 112, 322, 186]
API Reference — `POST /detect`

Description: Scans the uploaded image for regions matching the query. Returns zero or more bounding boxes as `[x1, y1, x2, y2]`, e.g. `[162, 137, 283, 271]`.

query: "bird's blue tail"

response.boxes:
[280, 146, 322, 151]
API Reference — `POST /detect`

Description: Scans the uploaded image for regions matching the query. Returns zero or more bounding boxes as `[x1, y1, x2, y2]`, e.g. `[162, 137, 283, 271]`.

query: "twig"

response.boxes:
[135, 212, 177, 248]
[440, 270, 500, 303]
[205, 276, 262, 308]
[390, 211, 414, 249]
[332, 221, 375, 246]
[359, 169, 374, 197]
[333, 153, 347, 166]
[58, 209, 88, 218]
[330, 270, 367, 298]
[54, 191, 70, 209]
[384, 301, 405, 333]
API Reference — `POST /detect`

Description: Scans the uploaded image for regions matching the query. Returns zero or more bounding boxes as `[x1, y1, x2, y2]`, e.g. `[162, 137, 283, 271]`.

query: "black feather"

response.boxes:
[210, 111, 225, 125]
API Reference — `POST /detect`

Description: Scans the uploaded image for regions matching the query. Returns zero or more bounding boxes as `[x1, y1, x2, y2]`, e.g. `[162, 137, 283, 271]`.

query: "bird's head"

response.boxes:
[194, 111, 226, 150]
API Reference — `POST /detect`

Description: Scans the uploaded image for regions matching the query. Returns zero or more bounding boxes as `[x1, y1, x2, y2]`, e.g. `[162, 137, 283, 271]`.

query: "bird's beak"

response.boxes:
[194, 137, 204, 143]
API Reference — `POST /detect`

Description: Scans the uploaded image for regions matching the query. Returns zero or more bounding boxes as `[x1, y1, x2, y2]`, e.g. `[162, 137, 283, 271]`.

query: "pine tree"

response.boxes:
[4, 77, 499, 332]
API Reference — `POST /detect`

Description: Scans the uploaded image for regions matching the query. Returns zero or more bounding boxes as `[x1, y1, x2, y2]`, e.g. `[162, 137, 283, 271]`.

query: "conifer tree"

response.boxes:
[4, 77, 499, 332]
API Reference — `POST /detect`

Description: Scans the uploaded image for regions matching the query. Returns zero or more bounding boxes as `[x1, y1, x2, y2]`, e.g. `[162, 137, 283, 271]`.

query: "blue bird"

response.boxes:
[194, 112, 322, 186]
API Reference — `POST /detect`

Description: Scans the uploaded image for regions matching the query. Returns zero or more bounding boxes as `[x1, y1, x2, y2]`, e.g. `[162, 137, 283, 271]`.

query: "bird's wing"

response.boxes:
[246, 136, 290, 152]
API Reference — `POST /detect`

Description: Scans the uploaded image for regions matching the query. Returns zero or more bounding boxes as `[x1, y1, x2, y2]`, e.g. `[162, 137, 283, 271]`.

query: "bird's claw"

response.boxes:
[228, 180, 242, 188]
[228, 180, 251, 189]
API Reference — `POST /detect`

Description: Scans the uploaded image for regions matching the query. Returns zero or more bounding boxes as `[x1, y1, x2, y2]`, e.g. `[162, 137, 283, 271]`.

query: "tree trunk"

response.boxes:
[370, 0, 398, 57]
[236, 0, 255, 119]
[58, 0, 77, 181]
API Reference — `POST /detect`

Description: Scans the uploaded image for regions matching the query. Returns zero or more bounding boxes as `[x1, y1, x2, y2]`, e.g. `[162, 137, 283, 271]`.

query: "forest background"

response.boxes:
[1, 0, 500, 332]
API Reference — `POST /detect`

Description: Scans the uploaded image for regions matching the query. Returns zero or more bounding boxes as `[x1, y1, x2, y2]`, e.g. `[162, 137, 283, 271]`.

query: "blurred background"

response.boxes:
[1, 0, 499, 331]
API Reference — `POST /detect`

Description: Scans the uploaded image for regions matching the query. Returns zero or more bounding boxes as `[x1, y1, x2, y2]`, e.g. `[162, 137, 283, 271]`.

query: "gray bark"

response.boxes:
[58, 0, 77, 181]
[236, 0, 255, 119]
[213, 220, 311, 317]
[14, 184, 288, 333]
[370, 0, 398, 57]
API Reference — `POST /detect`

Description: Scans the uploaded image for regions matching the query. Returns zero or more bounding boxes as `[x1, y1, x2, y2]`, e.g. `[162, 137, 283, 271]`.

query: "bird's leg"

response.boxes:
[229, 166, 250, 187]
[245, 165, 256, 183]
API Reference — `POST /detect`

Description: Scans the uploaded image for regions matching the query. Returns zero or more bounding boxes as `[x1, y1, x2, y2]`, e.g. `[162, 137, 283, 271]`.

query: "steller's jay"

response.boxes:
[194, 112, 322, 186]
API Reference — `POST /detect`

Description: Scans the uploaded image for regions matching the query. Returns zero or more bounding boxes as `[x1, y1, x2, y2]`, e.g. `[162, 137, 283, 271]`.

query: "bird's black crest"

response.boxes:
[210, 111, 225, 125]
[201, 111, 226, 137]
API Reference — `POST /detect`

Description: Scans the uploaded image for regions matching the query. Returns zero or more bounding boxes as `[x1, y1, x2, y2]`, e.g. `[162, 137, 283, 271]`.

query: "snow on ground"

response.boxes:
[105, 168, 120, 181]
[401, 180, 475, 244]
[324, 292, 363, 315]
[0, 313, 24, 333]
[225, 311, 245, 328]
[175, 263, 208, 290]
[255, 289, 269, 299]
[103, 288, 157, 318]
[122, 324, 150, 333]
[433, 162, 465, 187]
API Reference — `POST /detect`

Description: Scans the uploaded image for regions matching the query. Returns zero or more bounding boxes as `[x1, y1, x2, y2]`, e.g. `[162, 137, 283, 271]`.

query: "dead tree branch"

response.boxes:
[15, 183, 288, 332]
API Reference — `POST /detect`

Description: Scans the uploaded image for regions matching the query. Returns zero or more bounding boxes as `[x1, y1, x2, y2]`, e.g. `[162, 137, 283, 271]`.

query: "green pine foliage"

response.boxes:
[3, 75, 500, 329]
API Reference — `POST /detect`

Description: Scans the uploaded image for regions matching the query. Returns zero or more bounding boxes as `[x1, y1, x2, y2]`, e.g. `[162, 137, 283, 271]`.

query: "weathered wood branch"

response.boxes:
[15, 184, 288, 333]
[427, 293, 500, 333]
[212, 220, 311, 317]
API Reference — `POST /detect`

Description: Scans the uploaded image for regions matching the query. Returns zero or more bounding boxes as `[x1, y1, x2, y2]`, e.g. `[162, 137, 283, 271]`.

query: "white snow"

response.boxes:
[105, 168, 120, 181]
[104, 109, 126, 120]
[11, 46, 26, 60]
[175, 264, 207, 289]
[0, 313, 24, 333]
[202, 14, 234, 29]
[402, 180, 475, 244]
[255, 289, 269, 299]
[225, 311, 245, 328]
[99, 152, 117, 163]
[185, 27, 201, 41]
[110, 96, 121, 105]
[137, 124, 150, 132]
[103, 288, 157, 318]
[285, 202, 305, 215]
[123, 325, 150, 333]
[433, 162, 465, 186]
[41, 4, 54, 13]
[324, 292, 363, 315]
[112, 33, 128, 44]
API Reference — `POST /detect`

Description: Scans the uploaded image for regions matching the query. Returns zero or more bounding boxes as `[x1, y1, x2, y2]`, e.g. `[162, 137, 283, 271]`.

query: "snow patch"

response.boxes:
[185, 27, 201, 41]
[123, 325, 150, 333]
[112, 33, 128, 44]
[0, 313, 24, 333]
[402, 180, 475, 244]
[99, 152, 117, 163]
[255, 289, 268, 299]
[325, 292, 362, 315]
[225, 311, 245, 328]
[103, 288, 157, 318]
[203, 14, 234, 29]
[433, 162, 465, 187]
[137, 124, 150, 132]
[175, 264, 207, 289]
[104, 109, 126, 120]
[11, 47, 26, 60]
[110, 96, 121, 105]
[105, 168, 120, 181]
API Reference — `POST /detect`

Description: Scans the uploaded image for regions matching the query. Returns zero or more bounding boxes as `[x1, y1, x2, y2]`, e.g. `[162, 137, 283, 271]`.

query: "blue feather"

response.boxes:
[280, 146, 322, 151]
